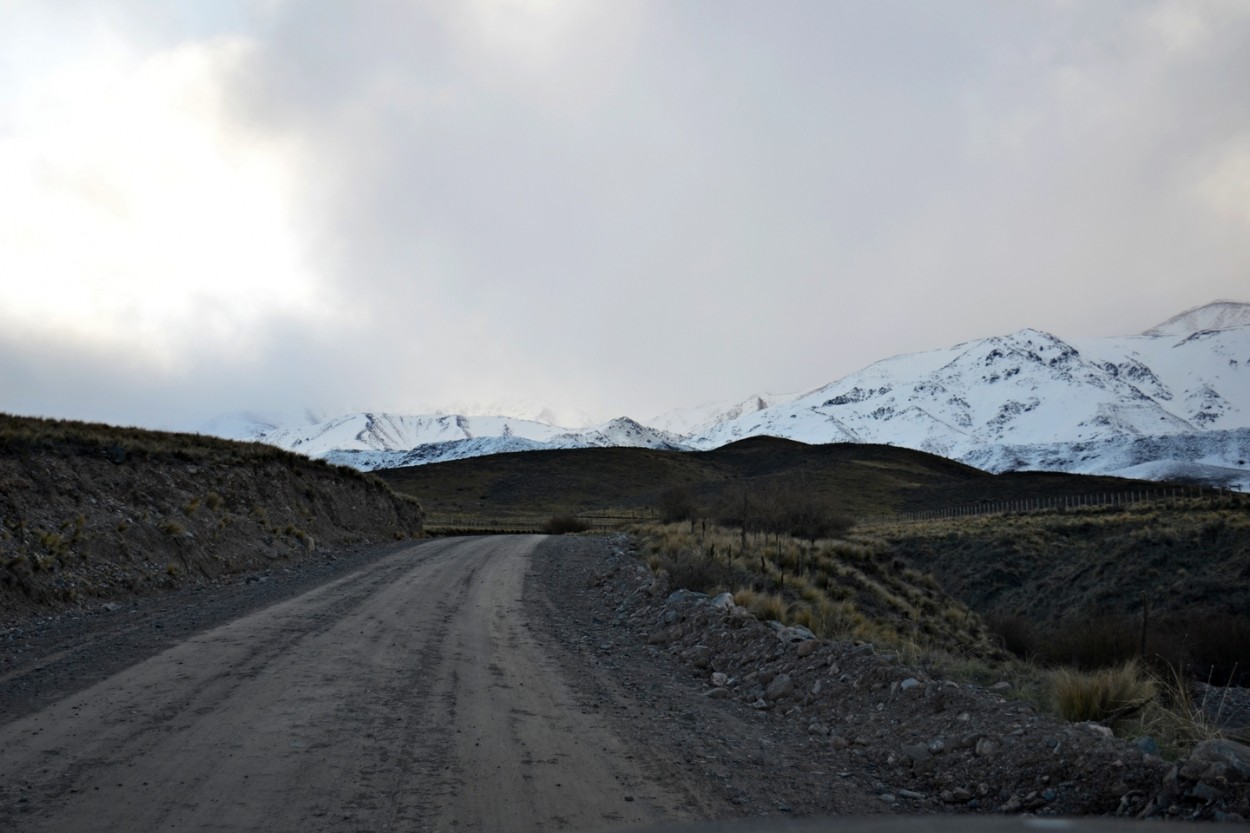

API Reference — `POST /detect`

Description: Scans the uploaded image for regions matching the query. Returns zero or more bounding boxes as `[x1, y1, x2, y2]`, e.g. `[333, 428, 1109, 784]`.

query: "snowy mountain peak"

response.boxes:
[965, 329, 1082, 370]
[553, 417, 688, 449]
[649, 392, 800, 436]
[1143, 300, 1250, 337]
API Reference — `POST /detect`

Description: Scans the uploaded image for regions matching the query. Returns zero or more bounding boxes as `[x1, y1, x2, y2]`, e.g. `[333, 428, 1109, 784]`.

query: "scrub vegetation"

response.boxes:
[635, 486, 1250, 757]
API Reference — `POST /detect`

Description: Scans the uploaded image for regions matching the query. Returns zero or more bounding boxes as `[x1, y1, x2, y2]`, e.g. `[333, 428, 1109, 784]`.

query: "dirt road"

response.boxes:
[7, 534, 1226, 829]
[0, 536, 701, 832]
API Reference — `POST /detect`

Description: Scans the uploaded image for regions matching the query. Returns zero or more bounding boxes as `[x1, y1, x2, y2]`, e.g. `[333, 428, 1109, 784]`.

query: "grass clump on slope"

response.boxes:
[633, 521, 999, 659]
[1051, 661, 1156, 723]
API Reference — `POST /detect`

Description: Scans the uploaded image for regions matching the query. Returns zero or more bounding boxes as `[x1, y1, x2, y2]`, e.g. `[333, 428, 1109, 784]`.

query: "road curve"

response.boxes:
[0, 536, 693, 832]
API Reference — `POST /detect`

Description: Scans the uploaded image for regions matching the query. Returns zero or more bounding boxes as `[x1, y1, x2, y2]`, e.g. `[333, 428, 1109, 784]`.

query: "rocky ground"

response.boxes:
[529, 535, 1250, 823]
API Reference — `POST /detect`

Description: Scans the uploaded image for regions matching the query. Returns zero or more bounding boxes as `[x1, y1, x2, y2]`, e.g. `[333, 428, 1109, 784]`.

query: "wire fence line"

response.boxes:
[857, 484, 1250, 527]
[422, 485, 1249, 534]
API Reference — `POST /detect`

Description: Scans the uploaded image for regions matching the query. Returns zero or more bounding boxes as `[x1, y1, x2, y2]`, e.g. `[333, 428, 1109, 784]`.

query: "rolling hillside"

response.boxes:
[376, 436, 1168, 528]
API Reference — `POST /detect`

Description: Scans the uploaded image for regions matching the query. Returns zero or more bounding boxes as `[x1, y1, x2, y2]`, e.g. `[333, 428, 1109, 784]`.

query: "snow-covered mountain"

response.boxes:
[209, 411, 568, 456]
[203, 300, 1249, 489]
[684, 301, 1250, 489]
[211, 411, 688, 470]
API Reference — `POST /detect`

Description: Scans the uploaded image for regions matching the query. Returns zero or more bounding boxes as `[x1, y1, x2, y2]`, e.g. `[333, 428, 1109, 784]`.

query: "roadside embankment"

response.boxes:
[0, 414, 423, 624]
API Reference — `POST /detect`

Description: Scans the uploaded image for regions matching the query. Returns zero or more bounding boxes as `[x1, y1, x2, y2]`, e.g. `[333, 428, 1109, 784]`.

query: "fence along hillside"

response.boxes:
[860, 484, 1249, 526]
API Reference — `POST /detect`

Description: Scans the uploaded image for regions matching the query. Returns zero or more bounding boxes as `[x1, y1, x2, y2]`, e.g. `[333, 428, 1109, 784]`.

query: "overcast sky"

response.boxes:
[3, 1, 1249, 431]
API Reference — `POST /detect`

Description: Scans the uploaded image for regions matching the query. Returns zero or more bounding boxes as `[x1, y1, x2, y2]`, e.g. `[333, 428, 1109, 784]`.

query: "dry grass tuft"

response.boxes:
[733, 588, 786, 623]
[1124, 665, 1228, 758]
[1051, 661, 1156, 724]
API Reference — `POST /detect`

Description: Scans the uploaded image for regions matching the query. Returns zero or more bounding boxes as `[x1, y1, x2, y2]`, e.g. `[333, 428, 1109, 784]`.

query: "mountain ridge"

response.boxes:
[204, 300, 1250, 489]
[1141, 299, 1250, 337]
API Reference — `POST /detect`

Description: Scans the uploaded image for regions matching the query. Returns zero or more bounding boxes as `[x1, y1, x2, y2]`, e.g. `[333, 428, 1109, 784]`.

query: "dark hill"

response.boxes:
[377, 436, 1161, 528]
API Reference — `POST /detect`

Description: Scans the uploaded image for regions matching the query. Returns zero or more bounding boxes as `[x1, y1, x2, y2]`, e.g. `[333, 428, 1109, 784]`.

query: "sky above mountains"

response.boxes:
[3, 1, 1249, 431]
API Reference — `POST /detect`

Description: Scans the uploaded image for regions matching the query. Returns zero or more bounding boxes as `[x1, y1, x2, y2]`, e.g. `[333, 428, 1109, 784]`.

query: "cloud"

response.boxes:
[3, 1, 1250, 431]
[0, 17, 337, 365]
[836, 0, 1250, 340]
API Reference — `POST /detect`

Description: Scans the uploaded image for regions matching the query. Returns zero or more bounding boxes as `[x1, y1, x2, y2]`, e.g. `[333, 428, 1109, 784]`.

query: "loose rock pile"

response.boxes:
[588, 539, 1250, 821]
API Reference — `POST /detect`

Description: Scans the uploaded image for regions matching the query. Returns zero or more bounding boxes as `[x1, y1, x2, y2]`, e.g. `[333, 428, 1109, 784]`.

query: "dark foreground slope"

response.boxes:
[0, 414, 423, 624]
[878, 499, 1250, 683]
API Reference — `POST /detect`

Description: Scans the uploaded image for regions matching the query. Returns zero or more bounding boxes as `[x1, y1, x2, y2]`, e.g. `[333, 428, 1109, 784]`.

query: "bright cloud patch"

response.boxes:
[0, 31, 320, 365]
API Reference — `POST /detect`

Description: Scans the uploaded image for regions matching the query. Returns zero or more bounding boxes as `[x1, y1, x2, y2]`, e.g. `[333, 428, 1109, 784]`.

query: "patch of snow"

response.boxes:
[649, 392, 801, 436]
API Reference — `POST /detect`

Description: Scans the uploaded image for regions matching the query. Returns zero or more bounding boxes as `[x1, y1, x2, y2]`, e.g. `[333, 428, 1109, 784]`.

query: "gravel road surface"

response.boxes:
[0, 536, 704, 832]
